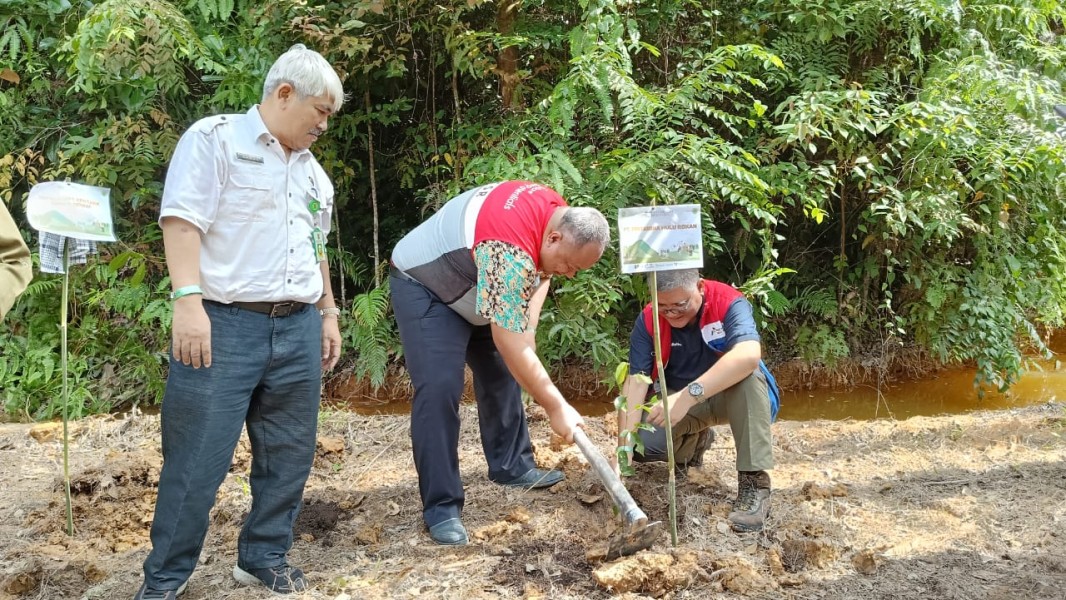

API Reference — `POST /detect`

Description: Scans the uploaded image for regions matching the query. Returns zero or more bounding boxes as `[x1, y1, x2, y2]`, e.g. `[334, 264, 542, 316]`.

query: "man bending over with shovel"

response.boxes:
[390, 181, 610, 545]
[618, 268, 780, 533]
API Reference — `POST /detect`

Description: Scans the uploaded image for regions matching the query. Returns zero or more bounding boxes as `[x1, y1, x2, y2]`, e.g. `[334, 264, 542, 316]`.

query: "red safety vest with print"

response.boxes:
[641, 278, 781, 421]
[391, 181, 565, 325]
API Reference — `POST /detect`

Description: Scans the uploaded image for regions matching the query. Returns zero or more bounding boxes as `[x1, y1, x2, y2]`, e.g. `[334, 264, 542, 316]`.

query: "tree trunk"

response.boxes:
[366, 90, 381, 288]
[496, 0, 522, 111]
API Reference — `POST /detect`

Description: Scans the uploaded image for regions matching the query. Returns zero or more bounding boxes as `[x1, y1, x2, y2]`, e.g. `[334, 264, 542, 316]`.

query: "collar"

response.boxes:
[243, 105, 311, 160]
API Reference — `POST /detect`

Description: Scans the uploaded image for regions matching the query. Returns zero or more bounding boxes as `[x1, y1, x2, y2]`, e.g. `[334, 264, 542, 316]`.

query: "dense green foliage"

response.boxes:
[1, 0, 1064, 417]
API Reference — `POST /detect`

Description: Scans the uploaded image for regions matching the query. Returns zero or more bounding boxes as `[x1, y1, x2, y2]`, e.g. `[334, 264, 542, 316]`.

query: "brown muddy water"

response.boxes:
[338, 356, 1066, 422]
[775, 361, 1063, 421]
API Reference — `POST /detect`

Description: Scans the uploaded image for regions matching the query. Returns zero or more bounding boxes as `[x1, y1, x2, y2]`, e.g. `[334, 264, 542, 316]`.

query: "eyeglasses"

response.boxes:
[658, 297, 691, 316]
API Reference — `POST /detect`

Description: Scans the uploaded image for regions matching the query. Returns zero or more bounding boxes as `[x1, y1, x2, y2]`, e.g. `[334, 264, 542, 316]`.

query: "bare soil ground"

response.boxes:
[1, 402, 1065, 600]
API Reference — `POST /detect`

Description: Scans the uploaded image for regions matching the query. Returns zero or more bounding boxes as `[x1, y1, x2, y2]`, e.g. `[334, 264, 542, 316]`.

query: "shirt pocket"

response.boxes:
[221, 170, 275, 222]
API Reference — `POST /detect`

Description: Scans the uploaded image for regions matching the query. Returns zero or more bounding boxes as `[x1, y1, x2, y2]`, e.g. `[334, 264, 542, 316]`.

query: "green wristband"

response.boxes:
[170, 284, 203, 301]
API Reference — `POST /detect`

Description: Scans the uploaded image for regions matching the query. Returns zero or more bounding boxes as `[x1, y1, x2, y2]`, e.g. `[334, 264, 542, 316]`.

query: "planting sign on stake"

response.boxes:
[618, 204, 702, 274]
[27, 181, 116, 536]
[616, 203, 704, 546]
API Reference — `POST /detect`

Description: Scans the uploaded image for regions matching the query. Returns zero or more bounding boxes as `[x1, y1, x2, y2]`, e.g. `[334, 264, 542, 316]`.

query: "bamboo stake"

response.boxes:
[648, 270, 678, 546]
[60, 242, 73, 536]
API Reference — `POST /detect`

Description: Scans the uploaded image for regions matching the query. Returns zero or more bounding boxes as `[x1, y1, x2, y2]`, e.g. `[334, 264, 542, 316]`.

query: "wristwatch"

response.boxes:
[687, 381, 705, 402]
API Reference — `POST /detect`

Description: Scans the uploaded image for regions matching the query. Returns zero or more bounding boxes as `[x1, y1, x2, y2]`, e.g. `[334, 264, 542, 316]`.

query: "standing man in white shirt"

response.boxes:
[135, 44, 344, 600]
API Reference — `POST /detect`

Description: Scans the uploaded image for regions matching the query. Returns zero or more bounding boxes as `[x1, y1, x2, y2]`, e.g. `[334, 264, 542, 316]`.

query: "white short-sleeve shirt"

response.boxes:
[159, 106, 333, 304]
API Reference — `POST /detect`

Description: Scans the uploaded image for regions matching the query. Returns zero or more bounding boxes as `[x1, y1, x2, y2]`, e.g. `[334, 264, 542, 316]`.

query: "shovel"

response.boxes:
[572, 427, 663, 558]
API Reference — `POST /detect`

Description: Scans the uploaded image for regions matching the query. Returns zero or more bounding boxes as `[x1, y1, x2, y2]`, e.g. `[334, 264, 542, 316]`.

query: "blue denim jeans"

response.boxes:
[390, 275, 535, 528]
[142, 301, 321, 590]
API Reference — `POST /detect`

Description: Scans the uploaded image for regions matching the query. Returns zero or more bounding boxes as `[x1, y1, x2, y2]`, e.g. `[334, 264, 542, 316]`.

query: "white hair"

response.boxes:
[652, 269, 700, 292]
[560, 207, 611, 248]
[263, 44, 345, 112]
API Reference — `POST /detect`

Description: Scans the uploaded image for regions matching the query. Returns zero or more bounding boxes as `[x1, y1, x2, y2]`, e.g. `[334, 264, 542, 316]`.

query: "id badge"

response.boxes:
[311, 227, 327, 262]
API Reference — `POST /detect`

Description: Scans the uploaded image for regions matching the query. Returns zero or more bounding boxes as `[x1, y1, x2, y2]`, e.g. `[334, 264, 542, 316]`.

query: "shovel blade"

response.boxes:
[605, 520, 663, 559]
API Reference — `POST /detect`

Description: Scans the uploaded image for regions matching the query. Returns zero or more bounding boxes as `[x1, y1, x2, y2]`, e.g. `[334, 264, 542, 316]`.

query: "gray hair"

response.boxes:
[559, 207, 610, 248]
[651, 269, 700, 292]
[263, 44, 345, 112]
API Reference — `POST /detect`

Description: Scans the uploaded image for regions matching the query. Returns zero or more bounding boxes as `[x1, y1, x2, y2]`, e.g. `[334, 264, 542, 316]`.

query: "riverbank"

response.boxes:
[326, 346, 1059, 422]
[1, 402, 1064, 599]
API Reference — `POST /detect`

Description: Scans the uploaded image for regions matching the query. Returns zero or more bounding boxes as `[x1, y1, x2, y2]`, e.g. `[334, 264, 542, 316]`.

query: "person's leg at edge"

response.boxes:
[390, 276, 472, 531]
[716, 371, 773, 474]
[713, 370, 773, 531]
[142, 302, 269, 591]
[236, 305, 321, 575]
[466, 325, 536, 483]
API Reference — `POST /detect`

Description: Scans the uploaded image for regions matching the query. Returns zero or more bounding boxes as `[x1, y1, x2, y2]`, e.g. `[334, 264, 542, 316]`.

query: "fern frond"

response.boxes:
[22, 277, 61, 299]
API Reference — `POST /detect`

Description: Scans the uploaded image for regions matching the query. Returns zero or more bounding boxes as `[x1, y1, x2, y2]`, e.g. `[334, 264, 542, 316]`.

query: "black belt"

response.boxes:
[389, 264, 419, 284]
[208, 300, 309, 318]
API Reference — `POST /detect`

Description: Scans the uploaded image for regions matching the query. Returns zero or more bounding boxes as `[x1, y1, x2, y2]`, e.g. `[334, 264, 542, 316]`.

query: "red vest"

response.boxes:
[640, 278, 780, 421]
[641, 279, 743, 379]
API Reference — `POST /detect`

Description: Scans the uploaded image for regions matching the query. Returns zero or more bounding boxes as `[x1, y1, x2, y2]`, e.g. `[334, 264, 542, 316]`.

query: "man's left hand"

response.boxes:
[648, 390, 696, 427]
[321, 316, 341, 371]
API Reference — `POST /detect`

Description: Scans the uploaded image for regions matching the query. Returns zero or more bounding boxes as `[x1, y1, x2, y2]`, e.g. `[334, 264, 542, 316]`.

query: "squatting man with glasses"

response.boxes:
[617, 268, 780, 533]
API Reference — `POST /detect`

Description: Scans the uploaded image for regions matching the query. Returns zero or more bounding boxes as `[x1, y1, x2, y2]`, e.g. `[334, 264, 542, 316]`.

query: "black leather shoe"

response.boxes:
[496, 467, 564, 490]
[428, 517, 468, 545]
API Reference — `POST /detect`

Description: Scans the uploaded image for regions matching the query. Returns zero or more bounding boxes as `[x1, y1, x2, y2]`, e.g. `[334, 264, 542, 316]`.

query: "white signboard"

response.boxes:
[26, 181, 116, 242]
[618, 204, 703, 274]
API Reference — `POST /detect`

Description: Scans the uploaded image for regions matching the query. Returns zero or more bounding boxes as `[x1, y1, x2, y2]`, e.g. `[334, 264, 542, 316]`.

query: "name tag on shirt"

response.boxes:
[235, 152, 265, 164]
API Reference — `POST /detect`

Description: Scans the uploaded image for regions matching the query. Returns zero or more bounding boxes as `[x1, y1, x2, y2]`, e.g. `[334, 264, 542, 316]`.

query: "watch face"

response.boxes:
[688, 382, 704, 397]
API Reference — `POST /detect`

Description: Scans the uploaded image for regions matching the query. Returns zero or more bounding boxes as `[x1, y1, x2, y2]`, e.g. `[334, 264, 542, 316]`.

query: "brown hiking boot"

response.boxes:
[728, 470, 771, 532]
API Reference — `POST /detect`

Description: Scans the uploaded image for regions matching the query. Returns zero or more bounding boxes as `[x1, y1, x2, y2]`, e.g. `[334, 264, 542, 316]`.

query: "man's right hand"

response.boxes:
[546, 401, 584, 443]
[172, 296, 211, 368]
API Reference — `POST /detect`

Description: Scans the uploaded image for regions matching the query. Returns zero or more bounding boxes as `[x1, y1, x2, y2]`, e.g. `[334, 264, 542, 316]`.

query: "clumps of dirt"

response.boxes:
[472, 507, 532, 542]
[293, 497, 352, 546]
[591, 549, 775, 596]
[314, 435, 347, 469]
[353, 522, 383, 545]
[1, 555, 109, 598]
[3, 402, 1065, 599]
[592, 550, 704, 596]
[65, 448, 160, 496]
[852, 549, 882, 575]
[709, 554, 776, 594]
[685, 466, 729, 491]
[1, 559, 41, 596]
[27, 448, 161, 553]
[532, 442, 586, 493]
[28, 422, 83, 444]
[230, 432, 348, 474]
[781, 539, 839, 572]
[489, 536, 595, 592]
[800, 481, 849, 500]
